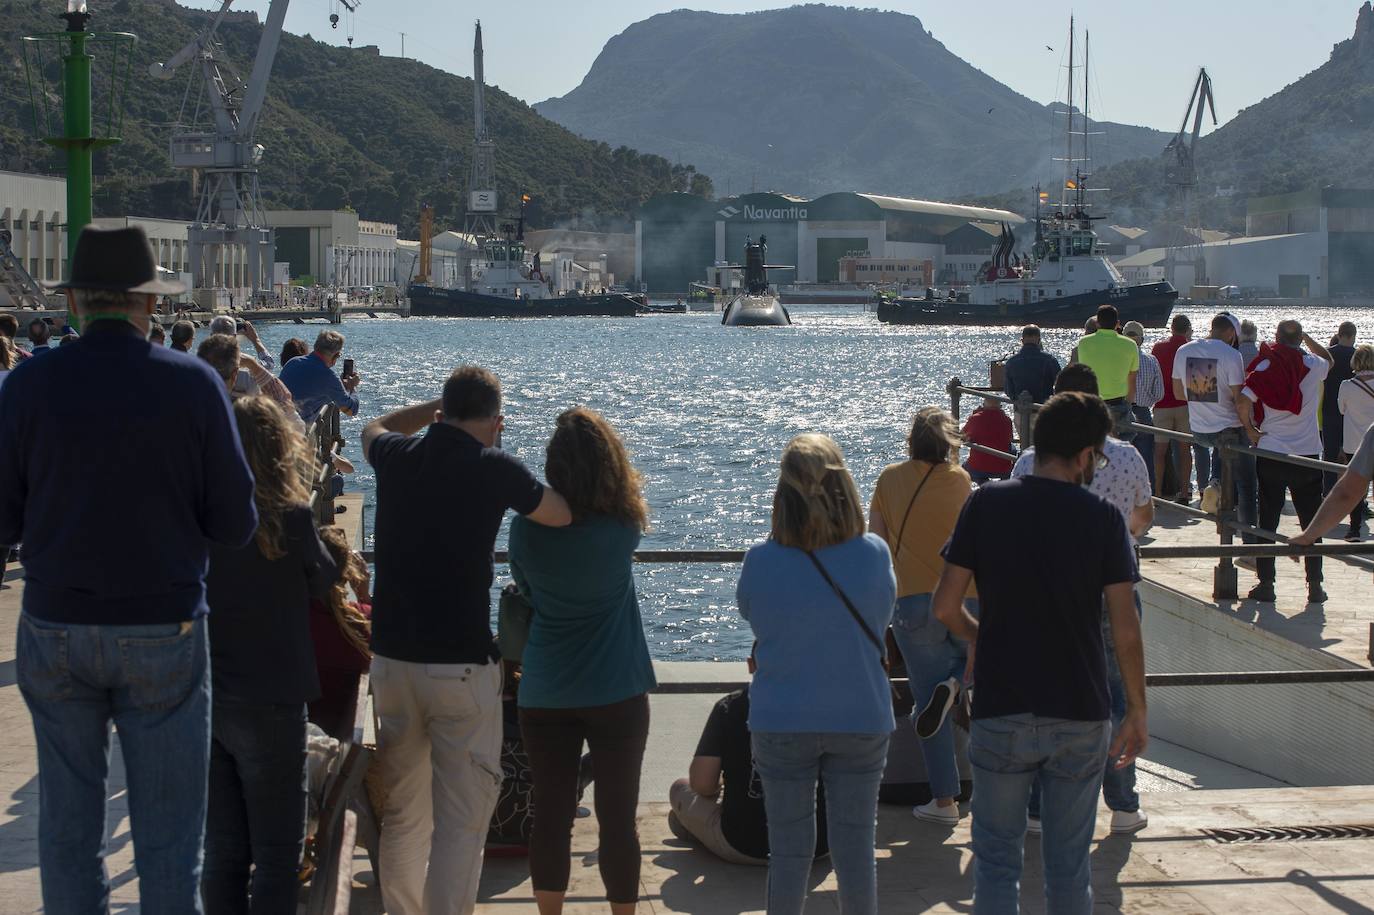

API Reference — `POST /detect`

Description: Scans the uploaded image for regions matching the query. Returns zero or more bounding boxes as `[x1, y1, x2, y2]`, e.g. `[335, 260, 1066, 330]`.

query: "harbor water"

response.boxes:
[248, 303, 1374, 661]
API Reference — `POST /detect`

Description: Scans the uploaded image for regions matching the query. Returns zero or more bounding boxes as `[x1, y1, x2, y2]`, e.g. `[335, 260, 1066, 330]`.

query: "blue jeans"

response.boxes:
[1107, 400, 1135, 442]
[16, 613, 211, 915]
[970, 715, 1110, 915]
[752, 731, 889, 915]
[1193, 427, 1258, 538]
[890, 594, 975, 800]
[203, 699, 308, 915]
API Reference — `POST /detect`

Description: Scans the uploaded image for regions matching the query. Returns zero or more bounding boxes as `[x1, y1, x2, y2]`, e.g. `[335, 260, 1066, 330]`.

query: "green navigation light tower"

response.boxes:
[22, 1, 136, 276]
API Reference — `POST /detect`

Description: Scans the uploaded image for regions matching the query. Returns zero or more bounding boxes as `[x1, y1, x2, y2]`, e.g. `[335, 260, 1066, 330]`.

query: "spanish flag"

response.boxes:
[522, 194, 531, 203]
[1065, 179, 1078, 189]
[1038, 191, 1050, 200]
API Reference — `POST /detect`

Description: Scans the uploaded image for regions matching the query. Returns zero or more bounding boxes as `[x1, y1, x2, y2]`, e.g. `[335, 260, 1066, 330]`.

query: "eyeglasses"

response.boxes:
[1095, 450, 1111, 470]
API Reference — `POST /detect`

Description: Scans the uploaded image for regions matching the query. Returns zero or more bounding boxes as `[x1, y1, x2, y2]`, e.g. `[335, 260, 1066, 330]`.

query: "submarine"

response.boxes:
[721, 235, 792, 327]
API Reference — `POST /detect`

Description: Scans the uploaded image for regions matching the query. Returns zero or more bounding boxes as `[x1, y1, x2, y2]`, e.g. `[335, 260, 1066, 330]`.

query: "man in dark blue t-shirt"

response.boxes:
[360, 365, 570, 914]
[933, 391, 1146, 915]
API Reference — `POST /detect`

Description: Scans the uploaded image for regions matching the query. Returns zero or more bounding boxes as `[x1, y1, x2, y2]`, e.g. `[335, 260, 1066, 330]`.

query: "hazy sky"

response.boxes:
[181, 0, 1360, 133]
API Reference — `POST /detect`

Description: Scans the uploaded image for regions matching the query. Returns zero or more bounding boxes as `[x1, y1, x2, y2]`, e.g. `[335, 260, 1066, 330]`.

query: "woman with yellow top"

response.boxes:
[869, 407, 977, 825]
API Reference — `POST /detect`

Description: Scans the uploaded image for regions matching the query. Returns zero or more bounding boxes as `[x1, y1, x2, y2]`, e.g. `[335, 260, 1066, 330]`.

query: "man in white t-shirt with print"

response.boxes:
[1010, 362, 1154, 836]
[1238, 319, 1333, 603]
[1171, 313, 1258, 544]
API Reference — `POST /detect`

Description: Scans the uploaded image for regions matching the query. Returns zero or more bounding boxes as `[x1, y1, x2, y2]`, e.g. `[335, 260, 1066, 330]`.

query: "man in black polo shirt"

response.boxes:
[933, 392, 1147, 914]
[361, 365, 570, 915]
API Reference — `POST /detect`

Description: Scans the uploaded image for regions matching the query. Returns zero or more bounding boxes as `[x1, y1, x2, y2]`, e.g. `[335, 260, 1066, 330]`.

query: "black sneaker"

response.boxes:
[1308, 584, 1328, 604]
[916, 676, 960, 739]
[1345, 527, 1362, 543]
[1247, 582, 1276, 603]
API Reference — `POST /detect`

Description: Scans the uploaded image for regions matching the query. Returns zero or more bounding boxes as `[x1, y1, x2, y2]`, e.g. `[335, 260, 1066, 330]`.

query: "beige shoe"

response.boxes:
[1200, 484, 1220, 515]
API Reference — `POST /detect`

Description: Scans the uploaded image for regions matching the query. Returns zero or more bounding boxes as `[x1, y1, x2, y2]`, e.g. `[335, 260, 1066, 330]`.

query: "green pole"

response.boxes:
[62, 20, 93, 277]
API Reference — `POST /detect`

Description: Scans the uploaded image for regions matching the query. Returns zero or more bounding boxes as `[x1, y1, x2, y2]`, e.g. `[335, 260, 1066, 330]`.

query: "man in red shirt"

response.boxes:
[1150, 314, 1205, 502]
[962, 397, 1015, 484]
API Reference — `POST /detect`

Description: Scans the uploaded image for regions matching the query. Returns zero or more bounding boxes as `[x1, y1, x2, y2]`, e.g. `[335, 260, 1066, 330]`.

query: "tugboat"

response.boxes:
[408, 202, 643, 318]
[876, 201, 1177, 328]
[721, 236, 792, 327]
[878, 18, 1177, 329]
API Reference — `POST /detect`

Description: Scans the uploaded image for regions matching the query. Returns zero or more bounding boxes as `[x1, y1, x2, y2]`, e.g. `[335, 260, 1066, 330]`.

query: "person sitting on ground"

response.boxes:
[1002, 324, 1060, 446]
[869, 407, 977, 825]
[149, 321, 166, 346]
[739, 433, 896, 915]
[510, 407, 657, 915]
[0, 314, 29, 362]
[280, 330, 361, 422]
[1239, 319, 1333, 604]
[1011, 363, 1153, 835]
[279, 337, 309, 372]
[1336, 343, 1374, 540]
[359, 365, 571, 915]
[198, 333, 242, 392]
[26, 319, 52, 355]
[960, 397, 1014, 484]
[307, 525, 372, 739]
[202, 395, 340, 912]
[669, 648, 829, 865]
[0, 225, 257, 911]
[933, 391, 1147, 912]
[1075, 304, 1139, 441]
[171, 318, 196, 353]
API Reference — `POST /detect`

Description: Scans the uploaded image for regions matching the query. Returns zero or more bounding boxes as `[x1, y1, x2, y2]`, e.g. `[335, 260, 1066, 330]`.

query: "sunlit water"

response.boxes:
[246, 303, 1374, 660]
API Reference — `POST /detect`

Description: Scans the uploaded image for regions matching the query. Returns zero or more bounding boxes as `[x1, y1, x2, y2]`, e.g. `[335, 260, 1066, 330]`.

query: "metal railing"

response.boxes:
[945, 379, 1374, 596]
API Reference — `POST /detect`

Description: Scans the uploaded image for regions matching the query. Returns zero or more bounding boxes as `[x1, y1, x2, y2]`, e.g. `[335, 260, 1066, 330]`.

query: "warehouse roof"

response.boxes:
[856, 194, 1024, 225]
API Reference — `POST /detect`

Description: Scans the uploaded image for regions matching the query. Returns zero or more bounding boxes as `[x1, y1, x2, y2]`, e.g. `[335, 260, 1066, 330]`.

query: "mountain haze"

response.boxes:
[1089, 2, 1374, 233]
[0, 0, 711, 236]
[536, 5, 1169, 201]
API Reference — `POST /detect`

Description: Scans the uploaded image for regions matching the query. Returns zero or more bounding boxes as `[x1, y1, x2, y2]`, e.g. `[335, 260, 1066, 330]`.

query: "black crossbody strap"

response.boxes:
[805, 550, 886, 661]
[892, 464, 937, 559]
[1353, 377, 1374, 401]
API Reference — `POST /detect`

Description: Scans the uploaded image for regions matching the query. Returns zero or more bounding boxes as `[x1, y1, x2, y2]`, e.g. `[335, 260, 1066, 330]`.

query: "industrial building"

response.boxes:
[266, 210, 398, 289]
[634, 192, 1024, 294]
[1114, 188, 1374, 298]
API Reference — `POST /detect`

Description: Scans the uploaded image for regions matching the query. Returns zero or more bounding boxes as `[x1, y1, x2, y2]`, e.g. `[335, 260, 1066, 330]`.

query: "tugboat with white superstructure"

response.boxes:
[878, 18, 1176, 329]
[721, 235, 792, 326]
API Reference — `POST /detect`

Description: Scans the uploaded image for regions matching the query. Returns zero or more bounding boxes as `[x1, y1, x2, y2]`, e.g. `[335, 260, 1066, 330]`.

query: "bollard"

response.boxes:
[1212, 444, 1239, 600]
[947, 376, 963, 422]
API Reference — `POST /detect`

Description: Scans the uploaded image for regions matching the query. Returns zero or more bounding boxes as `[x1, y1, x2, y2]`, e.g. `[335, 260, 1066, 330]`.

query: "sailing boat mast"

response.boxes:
[1064, 16, 1074, 207]
[1082, 31, 1090, 184]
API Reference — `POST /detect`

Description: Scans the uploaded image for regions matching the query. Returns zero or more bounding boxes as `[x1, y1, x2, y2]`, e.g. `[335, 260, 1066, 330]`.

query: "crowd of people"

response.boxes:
[1, 226, 1372, 915]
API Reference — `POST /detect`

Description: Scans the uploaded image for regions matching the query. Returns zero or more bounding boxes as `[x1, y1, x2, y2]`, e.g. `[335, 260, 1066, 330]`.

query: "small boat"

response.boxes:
[721, 236, 792, 327]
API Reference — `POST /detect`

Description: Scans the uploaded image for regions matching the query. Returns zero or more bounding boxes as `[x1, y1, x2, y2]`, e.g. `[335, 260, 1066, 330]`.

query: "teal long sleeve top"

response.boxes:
[509, 514, 657, 709]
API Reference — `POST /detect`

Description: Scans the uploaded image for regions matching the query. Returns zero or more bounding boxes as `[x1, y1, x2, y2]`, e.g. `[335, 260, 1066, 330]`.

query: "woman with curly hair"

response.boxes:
[509, 406, 655, 915]
[308, 525, 372, 738]
[203, 395, 340, 913]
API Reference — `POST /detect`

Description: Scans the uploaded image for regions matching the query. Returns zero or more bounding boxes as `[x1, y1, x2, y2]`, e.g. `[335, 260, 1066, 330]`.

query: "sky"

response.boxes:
[180, 0, 1362, 134]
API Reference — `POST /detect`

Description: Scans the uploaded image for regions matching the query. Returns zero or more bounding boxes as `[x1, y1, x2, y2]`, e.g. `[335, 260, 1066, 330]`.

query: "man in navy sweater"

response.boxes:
[0, 226, 258, 913]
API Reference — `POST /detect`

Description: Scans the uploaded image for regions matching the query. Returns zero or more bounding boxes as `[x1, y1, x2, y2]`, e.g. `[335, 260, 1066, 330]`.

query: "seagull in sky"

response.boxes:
[1046, 45, 1054, 51]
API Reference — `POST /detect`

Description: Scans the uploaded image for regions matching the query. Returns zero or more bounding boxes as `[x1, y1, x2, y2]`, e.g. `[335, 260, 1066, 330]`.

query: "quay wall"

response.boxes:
[1140, 578, 1374, 787]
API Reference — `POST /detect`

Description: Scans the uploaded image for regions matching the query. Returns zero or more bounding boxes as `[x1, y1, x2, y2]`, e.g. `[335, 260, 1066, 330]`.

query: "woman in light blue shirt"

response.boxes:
[738, 433, 896, 915]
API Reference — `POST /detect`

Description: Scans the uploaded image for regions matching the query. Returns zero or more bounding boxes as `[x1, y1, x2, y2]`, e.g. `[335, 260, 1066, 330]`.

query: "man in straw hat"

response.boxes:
[0, 225, 258, 911]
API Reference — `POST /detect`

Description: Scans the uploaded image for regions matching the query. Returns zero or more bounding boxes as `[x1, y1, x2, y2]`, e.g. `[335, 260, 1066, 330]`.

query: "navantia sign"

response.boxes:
[717, 204, 809, 220]
[470, 190, 497, 213]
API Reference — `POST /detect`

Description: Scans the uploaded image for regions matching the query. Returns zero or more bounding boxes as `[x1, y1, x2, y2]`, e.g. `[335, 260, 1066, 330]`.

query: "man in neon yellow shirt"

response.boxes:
[1076, 304, 1139, 439]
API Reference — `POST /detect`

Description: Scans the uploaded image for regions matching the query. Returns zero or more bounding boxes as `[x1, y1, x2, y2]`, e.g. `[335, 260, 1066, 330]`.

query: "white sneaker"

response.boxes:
[1110, 809, 1148, 834]
[1026, 816, 1042, 835]
[912, 799, 961, 825]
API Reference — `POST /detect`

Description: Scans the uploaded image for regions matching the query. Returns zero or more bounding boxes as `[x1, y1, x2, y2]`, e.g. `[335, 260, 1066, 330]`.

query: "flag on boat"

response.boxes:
[1065, 179, 1078, 189]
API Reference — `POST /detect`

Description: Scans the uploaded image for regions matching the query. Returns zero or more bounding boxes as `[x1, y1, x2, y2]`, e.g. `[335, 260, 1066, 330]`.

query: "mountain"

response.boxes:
[535, 5, 1169, 201]
[0, 0, 712, 236]
[1089, 2, 1374, 234]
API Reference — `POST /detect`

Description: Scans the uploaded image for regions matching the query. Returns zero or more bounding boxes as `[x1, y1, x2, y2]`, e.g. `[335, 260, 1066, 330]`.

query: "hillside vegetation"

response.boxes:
[0, 0, 711, 235]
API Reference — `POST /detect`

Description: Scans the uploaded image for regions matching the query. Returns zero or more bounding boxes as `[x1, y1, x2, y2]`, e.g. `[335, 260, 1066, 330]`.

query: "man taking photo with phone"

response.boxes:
[279, 329, 361, 422]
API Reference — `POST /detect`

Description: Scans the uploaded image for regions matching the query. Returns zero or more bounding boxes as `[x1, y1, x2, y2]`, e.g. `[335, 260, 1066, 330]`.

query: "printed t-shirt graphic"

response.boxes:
[1186, 356, 1219, 403]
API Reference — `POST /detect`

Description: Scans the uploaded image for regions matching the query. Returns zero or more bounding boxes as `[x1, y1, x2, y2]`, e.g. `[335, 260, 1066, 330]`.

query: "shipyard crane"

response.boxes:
[1161, 68, 1217, 290]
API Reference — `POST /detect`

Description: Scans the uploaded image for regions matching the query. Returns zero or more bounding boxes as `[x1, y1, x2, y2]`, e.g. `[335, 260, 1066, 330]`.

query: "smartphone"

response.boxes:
[342, 358, 355, 377]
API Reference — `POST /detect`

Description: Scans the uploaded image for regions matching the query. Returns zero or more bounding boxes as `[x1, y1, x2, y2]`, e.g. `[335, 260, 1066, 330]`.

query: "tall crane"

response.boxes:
[460, 21, 499, 290]
[151, 0, 299, 300]
[1162, 68, 1217, 290]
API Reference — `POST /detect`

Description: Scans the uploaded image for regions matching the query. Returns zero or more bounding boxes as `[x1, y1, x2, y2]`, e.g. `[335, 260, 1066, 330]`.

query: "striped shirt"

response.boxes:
[1134, 350, 1164, 408]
